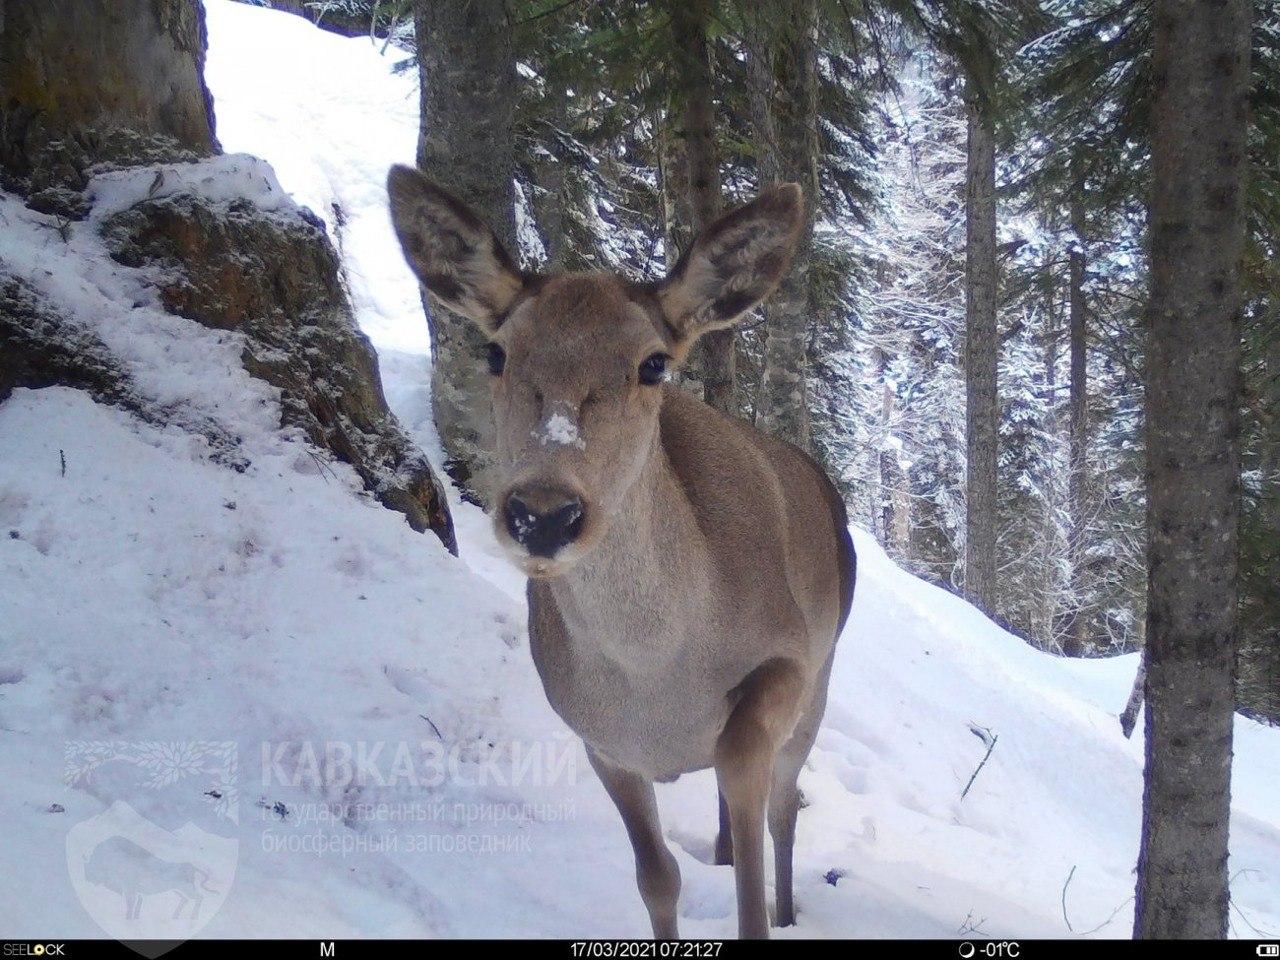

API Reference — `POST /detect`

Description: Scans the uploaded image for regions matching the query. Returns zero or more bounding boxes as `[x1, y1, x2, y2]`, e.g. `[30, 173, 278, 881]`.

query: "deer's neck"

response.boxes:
[547, 435, 713, 664]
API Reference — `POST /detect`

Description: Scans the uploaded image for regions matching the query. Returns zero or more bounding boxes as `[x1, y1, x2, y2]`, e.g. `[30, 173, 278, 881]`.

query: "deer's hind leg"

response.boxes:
[769, 650, 834, 927]
[714, 789, 734, 865]
[587, 747, 681, 939]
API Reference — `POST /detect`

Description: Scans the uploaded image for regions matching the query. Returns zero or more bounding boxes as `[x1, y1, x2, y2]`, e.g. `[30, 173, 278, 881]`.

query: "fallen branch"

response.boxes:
[961, 724, 998, 800]
[1061, 864, 1077, 931]
[418, 713, 442, 740]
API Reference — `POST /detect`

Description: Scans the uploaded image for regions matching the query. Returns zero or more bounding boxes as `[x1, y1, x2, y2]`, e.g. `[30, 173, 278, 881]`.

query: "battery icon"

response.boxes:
[1257, 946, 1279, 957]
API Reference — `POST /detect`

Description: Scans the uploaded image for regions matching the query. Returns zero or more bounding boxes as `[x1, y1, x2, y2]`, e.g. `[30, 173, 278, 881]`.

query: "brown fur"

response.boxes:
[389, 166, 856, 938]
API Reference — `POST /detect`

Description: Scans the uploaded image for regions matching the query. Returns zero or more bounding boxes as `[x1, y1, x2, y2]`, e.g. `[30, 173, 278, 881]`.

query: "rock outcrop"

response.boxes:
[0, 158, 456, 553]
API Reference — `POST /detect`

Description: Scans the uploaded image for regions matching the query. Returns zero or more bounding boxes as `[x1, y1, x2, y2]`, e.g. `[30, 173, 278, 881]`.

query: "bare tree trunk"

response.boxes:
[1044, 257, 1059, 403]
[1134, 0, 1250, 939]
[880, 385, 910, 559]
[963, 69, 998, 614]
[657, 68, 699, 396]
[669, 0, 734, 415]
[747, 0, 817, 451]
[413, 0, 517, 499]
[530, 70, 572, 271]
[1041, 254, 1063, 644]
[0, 0, 217, 202]
[1065, 222, 1089, 656]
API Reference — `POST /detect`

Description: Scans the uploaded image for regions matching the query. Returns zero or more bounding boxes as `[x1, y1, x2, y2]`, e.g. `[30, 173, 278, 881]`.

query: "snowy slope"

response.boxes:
[0, 0, 1276, 940]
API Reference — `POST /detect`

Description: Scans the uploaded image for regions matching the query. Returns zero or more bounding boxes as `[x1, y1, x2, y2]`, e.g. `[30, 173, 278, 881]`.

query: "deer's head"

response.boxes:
[389, 165, 803, 577]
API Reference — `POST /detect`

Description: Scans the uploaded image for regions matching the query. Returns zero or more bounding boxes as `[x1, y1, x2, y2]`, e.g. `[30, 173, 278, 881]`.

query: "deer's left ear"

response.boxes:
[656, 183, 805, 342]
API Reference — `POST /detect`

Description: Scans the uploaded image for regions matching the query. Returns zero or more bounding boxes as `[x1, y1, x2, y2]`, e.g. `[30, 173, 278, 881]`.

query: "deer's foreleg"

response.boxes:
[587, 747, 681, 939]
[715, 658, 806, 940]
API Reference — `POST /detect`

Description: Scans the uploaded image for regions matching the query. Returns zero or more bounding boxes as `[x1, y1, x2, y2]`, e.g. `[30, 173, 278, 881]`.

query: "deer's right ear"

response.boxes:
[387, 164, 528, 335]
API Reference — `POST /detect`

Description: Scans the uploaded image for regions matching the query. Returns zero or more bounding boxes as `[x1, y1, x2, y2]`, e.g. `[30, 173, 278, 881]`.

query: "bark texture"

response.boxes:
[880, 377, 910, 559]
[0, 0, 218, 209]
[413, 0, 518, 499]
[748, 0, 818, 451]
[962, 76, 998, 614]
[1065, 233, 1089, 655]
[669, 0, 734, 415]
[1134, 0, 1250, 939]
[1040, 256, 1064, 642]
[528, 69, 574, 271]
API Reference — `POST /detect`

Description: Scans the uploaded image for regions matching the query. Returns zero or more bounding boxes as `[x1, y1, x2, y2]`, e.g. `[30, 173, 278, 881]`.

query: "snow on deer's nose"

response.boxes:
[533, 401, 586, 451]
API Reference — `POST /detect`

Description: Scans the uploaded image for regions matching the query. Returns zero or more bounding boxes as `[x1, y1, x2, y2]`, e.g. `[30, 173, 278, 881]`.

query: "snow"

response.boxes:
[203, 0, 426, 358]
[89, 154, 296, 221]
[538, 413, 586, 450]
[0, 159, 284, 446]
[0, 0, 1275, 941]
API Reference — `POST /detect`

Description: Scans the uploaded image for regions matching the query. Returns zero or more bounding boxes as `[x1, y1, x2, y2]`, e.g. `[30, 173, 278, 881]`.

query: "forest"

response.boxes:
[312, 0, 1279, 721]
[0, 0, 1275, 944]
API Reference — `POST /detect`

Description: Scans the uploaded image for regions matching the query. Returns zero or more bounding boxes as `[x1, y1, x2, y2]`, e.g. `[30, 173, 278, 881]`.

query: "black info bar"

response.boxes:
[2, 941, 1277, 960]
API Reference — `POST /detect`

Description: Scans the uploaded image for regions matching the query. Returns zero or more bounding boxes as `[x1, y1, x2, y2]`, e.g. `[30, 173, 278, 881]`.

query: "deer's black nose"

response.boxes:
[503, 487, 585, 558]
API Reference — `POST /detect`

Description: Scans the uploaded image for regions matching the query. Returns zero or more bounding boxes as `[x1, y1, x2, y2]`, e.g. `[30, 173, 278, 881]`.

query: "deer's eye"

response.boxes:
[486, 343, 506, 376]
[638, 353, 669, 386]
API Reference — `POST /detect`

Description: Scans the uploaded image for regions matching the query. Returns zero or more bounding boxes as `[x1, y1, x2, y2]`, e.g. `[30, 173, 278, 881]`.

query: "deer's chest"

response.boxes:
[527, 587, 739, 781]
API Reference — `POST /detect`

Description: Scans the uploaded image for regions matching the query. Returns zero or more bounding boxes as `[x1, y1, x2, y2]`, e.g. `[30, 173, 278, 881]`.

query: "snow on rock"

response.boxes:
[0, 147, 453, 547]
[0, 0, 1275, 942]
[87, 155, 297, 223]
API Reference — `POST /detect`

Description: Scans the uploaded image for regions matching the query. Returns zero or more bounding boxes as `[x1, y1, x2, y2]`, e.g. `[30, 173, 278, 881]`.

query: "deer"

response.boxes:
[388, 164, 856, 940]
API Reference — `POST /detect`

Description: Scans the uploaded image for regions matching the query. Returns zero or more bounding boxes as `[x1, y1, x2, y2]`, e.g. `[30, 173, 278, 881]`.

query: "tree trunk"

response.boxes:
[962, 70, 998, 615]
[880, 384, 911, 560]
[669, 0, 734, 415]
[0, 0, 218, 203]
[530, 71, 572, 271]
[1120, 631, 1146, 739]
[748, 0, 818, 451]
[1044, 256, 1059, 403]
[1134, 0, 1250, 939]
[413, 0, 517, 499]
[1041, 254, 1063, 644]
[1065, 226, 1089, 655]
[657, 106, 692, 271]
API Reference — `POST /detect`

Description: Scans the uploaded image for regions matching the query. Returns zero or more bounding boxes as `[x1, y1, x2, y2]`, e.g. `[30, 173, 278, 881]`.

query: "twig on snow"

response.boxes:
[1061, 864, 1077, 931]
[1077, 896, 1133, 936]
[961, 724, 998, 800]
[419, 713, 442, 740]
[957, 909, 989, 936]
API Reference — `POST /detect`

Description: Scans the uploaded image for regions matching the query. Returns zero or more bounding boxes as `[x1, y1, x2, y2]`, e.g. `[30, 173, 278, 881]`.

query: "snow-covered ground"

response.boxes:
[0, 0, 1277, 940]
